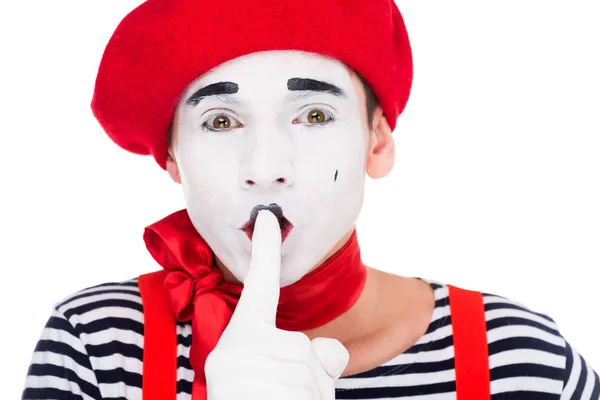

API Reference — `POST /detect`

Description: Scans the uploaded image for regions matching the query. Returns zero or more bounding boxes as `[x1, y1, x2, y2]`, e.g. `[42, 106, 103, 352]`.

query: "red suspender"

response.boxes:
[448, 284, 491, 400]
[138, 271, 177, 400]
[138, 274, 489, 400]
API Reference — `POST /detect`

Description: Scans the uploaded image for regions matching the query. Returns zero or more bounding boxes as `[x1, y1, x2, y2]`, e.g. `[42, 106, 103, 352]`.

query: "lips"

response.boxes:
[240, 203, 294, 241]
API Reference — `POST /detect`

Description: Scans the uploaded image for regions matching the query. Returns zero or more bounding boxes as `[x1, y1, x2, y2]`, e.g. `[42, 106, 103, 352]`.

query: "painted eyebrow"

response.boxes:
[185, 82, 240, 106]
[287, 78, 346, 98]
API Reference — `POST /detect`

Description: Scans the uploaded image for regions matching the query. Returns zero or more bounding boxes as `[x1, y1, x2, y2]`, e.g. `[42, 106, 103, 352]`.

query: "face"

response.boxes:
[168, 50, 393, 286]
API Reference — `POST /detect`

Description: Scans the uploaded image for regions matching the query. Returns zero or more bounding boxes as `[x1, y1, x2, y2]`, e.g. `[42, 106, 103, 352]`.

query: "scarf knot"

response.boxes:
[162, 267, 225, 322]
[193, 269, 224, 298]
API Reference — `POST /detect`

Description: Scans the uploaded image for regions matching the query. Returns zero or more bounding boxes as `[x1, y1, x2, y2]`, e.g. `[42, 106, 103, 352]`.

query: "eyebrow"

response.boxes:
[184, 78, 345, 107]
[287, 78, 346, 99]
[185, 82, 240, 106]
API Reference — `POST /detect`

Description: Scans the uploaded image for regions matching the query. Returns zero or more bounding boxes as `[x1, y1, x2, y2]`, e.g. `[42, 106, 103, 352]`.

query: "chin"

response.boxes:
[279, 240, 330, 287]
[279, 220, 355, 286]
[279, 262, 313, 287]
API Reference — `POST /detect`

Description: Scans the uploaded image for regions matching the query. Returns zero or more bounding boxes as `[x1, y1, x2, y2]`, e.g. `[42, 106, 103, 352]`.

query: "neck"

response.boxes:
[302, 266, 384, 345]
[304, 269, 436, 378]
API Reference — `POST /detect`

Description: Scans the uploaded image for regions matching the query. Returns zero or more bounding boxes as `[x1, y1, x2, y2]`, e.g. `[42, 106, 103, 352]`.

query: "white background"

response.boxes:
[1, 0, 598, 397]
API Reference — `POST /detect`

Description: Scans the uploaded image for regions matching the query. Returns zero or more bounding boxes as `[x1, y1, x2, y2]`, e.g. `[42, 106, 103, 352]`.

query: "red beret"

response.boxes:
[91, 0, 413, 169]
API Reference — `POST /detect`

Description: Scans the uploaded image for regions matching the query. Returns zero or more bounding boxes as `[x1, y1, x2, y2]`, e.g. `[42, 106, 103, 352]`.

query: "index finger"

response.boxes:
[233, 210, 282, 325]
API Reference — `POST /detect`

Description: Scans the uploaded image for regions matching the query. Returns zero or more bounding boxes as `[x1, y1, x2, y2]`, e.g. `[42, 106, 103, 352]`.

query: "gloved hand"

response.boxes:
[205, 210, 350, 399]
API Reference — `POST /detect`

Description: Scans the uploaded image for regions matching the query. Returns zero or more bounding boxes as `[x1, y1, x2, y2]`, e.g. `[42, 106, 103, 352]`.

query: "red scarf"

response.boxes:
[143, 209, 367, 398]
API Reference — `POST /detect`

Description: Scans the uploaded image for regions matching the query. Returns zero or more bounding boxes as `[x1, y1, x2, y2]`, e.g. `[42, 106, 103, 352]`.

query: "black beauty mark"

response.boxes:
[334, 169, 339, 182]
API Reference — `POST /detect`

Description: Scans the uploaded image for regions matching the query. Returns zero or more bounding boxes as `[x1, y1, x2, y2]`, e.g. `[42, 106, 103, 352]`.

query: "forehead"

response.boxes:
[180, 50, 357, 102]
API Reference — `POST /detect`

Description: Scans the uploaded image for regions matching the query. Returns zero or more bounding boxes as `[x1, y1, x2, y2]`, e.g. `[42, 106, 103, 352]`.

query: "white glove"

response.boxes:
[205, 210, 350, 399]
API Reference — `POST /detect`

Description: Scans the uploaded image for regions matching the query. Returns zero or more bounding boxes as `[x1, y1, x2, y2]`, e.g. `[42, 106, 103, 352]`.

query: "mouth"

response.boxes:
[240, 203, 294, 242]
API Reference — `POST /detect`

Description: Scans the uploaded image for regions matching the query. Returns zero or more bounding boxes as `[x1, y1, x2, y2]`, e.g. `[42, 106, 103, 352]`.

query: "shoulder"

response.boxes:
[480, 291, 566, 394]
[424, 280, 565, 353]
[425, 280, 600, 397]
[427, 280, 567, 396]
[481, 290, 564, 353]
[53, 277, 144, 338]
[25, 278, 146, 398]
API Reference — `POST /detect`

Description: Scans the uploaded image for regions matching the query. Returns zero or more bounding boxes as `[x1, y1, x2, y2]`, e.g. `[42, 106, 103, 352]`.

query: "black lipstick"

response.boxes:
[240, 203, 293, 241]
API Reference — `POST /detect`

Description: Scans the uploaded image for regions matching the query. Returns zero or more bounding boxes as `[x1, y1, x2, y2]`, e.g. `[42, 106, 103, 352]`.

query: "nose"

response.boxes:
[240, 130, 294, 191]
[242, 175, 289, 189]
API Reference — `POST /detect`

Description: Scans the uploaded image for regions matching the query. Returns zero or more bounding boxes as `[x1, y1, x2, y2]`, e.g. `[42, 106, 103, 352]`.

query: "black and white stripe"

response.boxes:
[22, 279, 599, 399]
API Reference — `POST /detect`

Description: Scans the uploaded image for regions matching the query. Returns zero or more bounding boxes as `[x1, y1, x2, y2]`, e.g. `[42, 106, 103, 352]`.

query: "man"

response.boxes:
[22, 0, 598, 399]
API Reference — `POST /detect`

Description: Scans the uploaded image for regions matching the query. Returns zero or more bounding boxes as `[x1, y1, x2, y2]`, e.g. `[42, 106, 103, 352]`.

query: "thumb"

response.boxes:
[311, 337, 350, 380]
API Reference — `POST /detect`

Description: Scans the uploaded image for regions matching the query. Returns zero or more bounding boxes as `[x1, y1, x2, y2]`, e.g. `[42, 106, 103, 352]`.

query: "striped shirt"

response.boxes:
[22, 278, 599, 399]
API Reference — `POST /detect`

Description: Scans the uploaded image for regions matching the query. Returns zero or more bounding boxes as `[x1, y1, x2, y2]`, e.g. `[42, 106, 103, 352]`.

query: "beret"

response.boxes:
[91, 0, 413, 169]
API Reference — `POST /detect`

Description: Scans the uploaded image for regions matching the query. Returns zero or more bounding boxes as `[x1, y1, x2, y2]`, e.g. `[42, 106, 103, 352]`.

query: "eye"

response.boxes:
[293, 108, 335, 126]
[308, 109, 327, 123]
[202, 113, 242, 132]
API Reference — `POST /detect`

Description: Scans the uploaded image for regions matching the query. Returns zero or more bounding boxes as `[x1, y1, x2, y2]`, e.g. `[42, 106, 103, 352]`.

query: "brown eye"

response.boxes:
[307, 109, 326, 124]
[202, 113, 241, 132]
[213, 115, 231, 129]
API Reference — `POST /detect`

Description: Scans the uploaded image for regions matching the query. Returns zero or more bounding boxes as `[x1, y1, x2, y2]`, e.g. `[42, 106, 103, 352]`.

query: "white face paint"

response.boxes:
[173, 51, 369, 287]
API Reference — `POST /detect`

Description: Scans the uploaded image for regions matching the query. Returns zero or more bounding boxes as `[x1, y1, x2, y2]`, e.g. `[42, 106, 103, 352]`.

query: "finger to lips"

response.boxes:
[233, 210, 283, 325]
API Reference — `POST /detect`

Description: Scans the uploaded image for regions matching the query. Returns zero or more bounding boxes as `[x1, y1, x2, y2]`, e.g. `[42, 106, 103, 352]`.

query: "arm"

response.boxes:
[560, 341, 600, 399]
[22, 308, 102, 400]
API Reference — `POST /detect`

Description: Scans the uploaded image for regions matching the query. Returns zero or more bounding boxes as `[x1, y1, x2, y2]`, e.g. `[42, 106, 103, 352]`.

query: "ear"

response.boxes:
[166, 150, 181, 184]
[366, 106, 395, 179]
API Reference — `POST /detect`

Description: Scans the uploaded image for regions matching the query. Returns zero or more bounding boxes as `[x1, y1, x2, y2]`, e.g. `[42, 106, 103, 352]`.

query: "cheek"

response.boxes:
[295, 128, 366, 181]
[176, 137, 239, 197]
